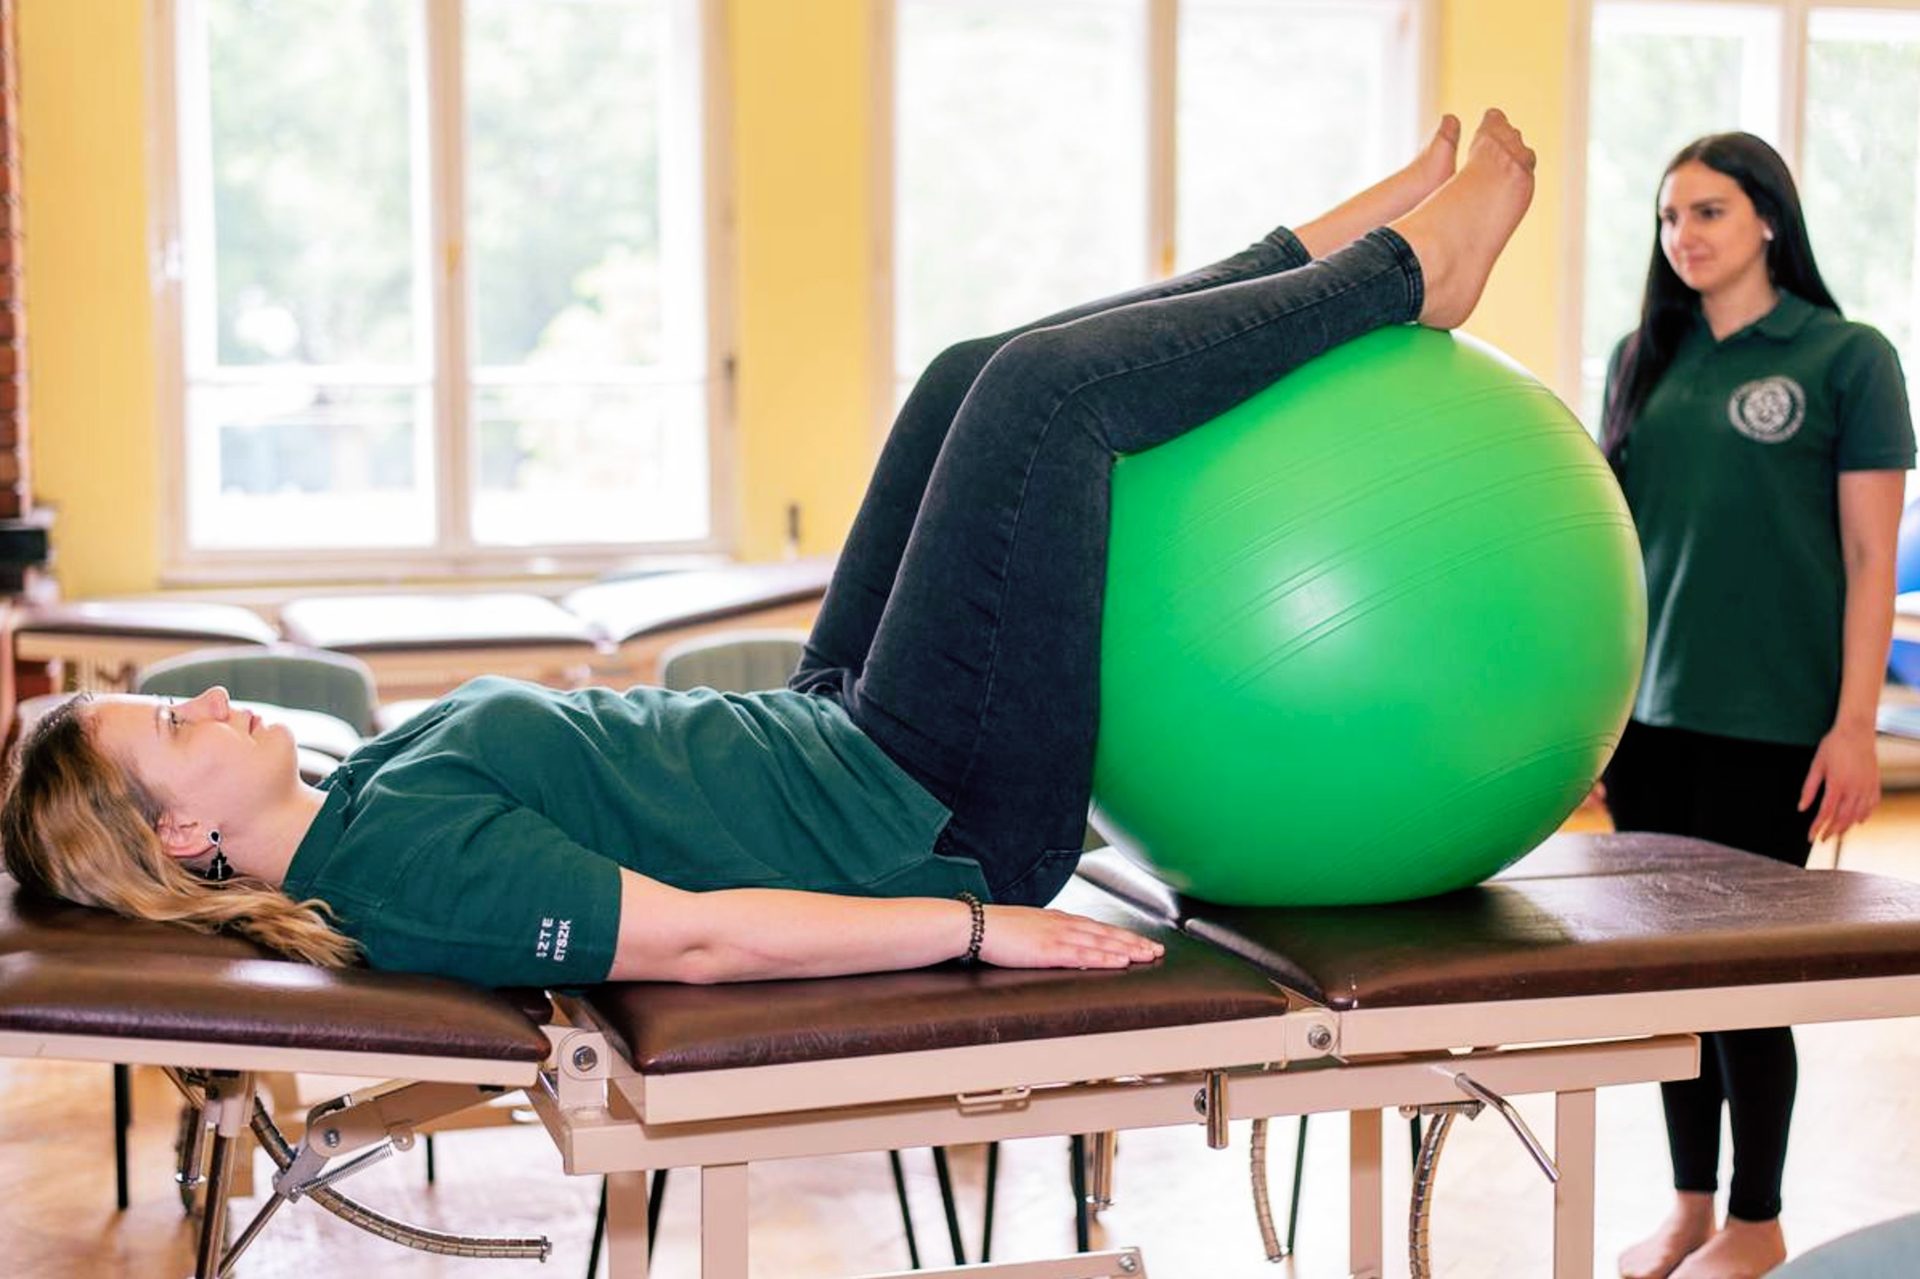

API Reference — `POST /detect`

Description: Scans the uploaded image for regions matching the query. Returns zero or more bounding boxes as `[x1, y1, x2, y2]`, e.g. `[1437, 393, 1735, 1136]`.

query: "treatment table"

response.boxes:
[6, 830, 1920, 1278]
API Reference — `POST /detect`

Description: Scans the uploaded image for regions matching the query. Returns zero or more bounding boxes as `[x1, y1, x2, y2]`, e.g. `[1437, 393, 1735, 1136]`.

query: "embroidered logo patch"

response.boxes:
[1727, 376, 1806, 443]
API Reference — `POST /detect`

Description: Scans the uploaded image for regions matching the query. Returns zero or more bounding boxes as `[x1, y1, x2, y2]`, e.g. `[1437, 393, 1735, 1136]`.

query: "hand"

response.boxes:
[977, 906, 1165, 970]
[1799, 722, 1881, 843]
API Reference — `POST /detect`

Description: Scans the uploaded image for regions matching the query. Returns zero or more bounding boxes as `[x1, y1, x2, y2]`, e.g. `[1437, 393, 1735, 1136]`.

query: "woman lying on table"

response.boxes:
[0, 110, 1536, 988]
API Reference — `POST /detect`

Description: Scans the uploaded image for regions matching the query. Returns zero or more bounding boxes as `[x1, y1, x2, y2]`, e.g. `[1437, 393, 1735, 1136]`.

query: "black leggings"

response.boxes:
[1601, 718, 1818, 1223]
[793, 227, 1422, 905]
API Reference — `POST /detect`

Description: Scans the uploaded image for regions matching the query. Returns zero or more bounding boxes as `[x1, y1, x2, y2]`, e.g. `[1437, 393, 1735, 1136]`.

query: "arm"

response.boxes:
[609, 869, 1164, 984]
[1800, 469, 1906, 841]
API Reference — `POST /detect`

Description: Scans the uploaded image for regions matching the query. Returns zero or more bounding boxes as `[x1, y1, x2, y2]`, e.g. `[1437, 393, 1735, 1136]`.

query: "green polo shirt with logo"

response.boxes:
[280, 676, 978, 987]
[1605, 291, 1914, 746]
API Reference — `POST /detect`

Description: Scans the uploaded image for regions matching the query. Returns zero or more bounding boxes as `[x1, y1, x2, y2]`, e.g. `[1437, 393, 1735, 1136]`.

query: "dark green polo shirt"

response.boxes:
[282, 676, 977, 987]
[1606, 291, 1914, 745]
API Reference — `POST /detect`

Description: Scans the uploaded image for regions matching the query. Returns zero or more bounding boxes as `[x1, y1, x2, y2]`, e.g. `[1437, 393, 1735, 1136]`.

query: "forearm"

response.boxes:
[610, 872, 972, 983]
[1833, 550, 1896, 734]
[1831, 469, 1906, 736]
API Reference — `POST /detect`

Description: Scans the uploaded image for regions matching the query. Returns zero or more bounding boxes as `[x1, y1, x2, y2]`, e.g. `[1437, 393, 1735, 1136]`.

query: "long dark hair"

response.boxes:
[1601, 132, 1840, 460]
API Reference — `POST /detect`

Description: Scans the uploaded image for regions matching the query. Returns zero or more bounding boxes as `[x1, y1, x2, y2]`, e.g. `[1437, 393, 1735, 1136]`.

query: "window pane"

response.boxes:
[465, 0, 709, 547]
[1805, 9, 1920, 383]
[471, 381, 709, 546]
[1178, 0, 1418, 271]
[182, 0, 431, 551]
[1581, 3, 1782, 423]
[186, 384, 434, 549]
[468, 0, 668, 368]
[199, 0, 420, 369]
[895, 0, 1148, 381]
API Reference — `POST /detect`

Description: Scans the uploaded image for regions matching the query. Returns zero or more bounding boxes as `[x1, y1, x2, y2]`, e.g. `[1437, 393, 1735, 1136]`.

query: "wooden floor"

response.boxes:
[4, 798, 1919, 1278]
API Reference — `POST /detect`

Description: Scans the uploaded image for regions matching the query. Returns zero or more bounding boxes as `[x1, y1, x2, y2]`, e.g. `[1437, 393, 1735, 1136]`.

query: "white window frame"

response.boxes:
[1564, 0, 1920, 401]
[870, 0, 1440, 442]
[149, 0, 738, 585]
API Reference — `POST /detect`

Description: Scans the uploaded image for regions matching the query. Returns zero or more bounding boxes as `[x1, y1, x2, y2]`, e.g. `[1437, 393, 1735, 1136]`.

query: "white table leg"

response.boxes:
[606, 1171, 651, 1279]
[1554, 1089, 1597, 1279]
[1350, 1108, 1385, 1278]
[701, 1162, 751, 1278]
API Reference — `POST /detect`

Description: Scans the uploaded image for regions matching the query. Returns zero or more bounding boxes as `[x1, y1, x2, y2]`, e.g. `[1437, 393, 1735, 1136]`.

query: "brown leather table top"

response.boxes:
[579, 877, 1293, 1076]
[1079, 833, 1920, 1011]
[0, 878, 551, 1061]
[10, 830, 1919, 1076]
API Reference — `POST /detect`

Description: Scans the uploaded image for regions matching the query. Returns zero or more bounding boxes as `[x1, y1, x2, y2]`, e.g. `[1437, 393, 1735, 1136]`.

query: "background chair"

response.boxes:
[136, 643, 379, 736]
[655, 629, 808, 694]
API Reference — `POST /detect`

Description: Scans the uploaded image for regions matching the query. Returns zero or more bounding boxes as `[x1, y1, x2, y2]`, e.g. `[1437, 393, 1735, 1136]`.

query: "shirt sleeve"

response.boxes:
[351, 801, 623, 988]
[1832, 325, 1916, 472]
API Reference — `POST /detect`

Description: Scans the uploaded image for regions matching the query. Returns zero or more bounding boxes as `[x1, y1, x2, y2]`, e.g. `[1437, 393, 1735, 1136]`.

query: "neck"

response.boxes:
[1699, 269, 1779, 340]
[224, 784, 328, 888]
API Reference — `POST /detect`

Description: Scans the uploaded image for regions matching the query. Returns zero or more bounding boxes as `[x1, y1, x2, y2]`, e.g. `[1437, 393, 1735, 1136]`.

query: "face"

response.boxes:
[1658, 160, 1773, 299]
[84, 687, 299, 848]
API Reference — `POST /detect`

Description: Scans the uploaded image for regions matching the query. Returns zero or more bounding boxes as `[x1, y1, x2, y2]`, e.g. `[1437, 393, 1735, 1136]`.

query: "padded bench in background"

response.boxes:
[7, 556, 835, 708]
[12, 600, 279, 687]
[279, 593, 602, 699]
[564, 556, 832, 684]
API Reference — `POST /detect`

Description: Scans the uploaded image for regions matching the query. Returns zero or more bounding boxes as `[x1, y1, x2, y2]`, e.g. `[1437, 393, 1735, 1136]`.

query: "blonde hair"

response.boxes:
[0, 696, 360, 967]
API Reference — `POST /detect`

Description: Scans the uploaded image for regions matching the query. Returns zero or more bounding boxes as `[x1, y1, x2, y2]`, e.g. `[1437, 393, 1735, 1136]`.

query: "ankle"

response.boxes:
[1673, 1192, 1719, 1227]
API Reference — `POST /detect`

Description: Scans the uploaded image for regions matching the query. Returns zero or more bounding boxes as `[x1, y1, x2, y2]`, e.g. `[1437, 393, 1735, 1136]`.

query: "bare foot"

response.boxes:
[1386, 108, 1537, 329]
[1668, 1217, 1787, 1279]
[1294, 114, 1460, 258]
[1619, 1193, 1718, 1279]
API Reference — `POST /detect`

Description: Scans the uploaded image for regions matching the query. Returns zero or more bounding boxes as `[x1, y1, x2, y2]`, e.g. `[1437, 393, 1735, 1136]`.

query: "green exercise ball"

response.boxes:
[1091, 327, 1645, 906]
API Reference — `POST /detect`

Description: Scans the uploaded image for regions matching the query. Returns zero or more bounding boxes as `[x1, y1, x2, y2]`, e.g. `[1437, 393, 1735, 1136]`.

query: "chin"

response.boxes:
[1677, 269, 1722, 297]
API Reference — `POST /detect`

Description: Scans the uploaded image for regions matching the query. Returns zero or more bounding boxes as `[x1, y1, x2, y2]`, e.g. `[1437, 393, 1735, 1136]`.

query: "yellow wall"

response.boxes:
[1436, 0, 1577, 386]
[728, 0, 877, 562]
[20, 0, 1578, 598]
[20, 2, 160, 596]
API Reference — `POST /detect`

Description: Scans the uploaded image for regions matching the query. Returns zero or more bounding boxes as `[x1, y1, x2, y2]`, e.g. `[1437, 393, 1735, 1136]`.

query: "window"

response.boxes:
[1802, 8, 1920, 371]
[884, 0, 1430, 404]
[891, 0, 1150, 385]
[156, 0, 722, 576]
[1175, 0, 1425, 272]
[1579, 1, 1920, 426]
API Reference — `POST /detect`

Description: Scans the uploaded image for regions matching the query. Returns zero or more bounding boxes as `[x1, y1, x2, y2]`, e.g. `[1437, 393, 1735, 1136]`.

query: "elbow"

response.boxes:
[1842, 545, 1895, 590]
[667, 943, 740, 985]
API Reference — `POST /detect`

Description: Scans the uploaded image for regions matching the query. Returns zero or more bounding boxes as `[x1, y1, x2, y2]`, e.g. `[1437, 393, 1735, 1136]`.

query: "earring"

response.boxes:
[1764, 228, 1775, 242]
[203, 829, 233, 884]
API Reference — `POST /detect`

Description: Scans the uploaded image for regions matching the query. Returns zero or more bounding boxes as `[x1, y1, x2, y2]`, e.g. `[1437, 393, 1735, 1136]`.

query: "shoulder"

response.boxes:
[1794, 308, 1901, 373]
[1836, 319, 1903, 373]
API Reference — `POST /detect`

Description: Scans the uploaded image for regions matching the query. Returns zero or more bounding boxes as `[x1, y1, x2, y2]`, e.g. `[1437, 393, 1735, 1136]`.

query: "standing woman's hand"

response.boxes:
[1799, 722, 1882, 843]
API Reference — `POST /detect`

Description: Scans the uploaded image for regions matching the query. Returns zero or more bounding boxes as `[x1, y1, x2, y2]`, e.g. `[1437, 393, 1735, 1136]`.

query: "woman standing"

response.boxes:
[1603, 133, 1914, 1279]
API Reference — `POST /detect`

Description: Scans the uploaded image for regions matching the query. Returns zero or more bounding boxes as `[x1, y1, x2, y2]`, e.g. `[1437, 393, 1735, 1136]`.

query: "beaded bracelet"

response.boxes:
[957, 892, 986, 964]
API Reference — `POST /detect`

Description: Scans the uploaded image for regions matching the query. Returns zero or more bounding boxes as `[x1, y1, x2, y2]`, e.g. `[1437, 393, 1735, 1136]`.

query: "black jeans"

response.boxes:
[793, 227, 1423, 906]
[1602, 718, 1818, 1223]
